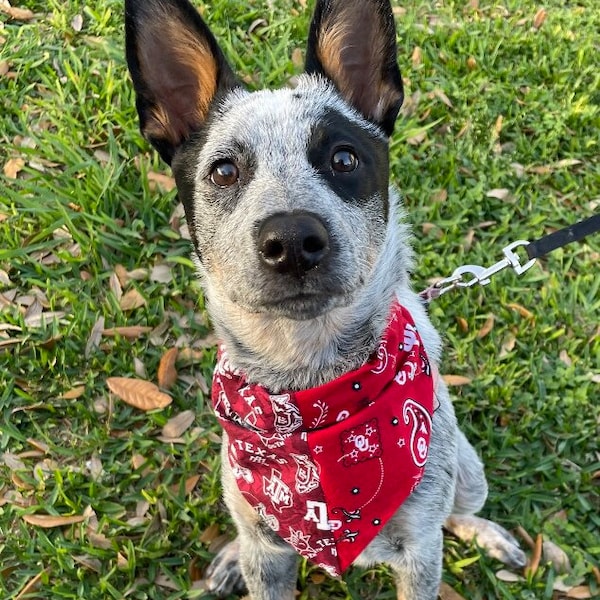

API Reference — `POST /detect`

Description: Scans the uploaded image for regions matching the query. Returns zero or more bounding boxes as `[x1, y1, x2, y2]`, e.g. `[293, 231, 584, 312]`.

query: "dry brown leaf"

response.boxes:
[147, 170, 176, 192]
[14, 569, 47, 600]
[456, 317, 468, 333]
[22, 513, 86, 528]
[87, 530, 112, 549]
[499, 332, 517, 358]
[0, 60, 9, 76]
[0, 3, 34, 21]
[199, 522, 221, 544]
[466, 56, 477, 71]
[170, 473, 201, 496]
[71, 14, 83, 31]
[495, 569, 524, 582]
[150, 263, 172, 284]
[438, 582, 467, 600]
[291, 47, 303, 68]
[533, 8, 547, 29]
[593, 565, 600, 586]
[162, 410, 195, 438]
[117, 552, 128, 569]
[73, 555, 101, 573]
[542, 539, 571, 573]
[412, 46, 422, 66]
[442, 375, 472, 386]
[102, 326, 152, 340]
[106, 377, 172, 411]
[433, 88, 453, 108]
[3, 157, 25, 178]
[158, 347, 179, 389]
[566, 586, 593, 599]
[526, 533, 543, 576]
[506, 302, 534, 320]
[85, 316, 104, 358]
[62, 385, 86, 400]
[27, 438, 49, 453]
[119, 288, 146, 311]
[559, 349, 572, 367]
[477, 314, 495, 339]
[485, 188, 511, 200]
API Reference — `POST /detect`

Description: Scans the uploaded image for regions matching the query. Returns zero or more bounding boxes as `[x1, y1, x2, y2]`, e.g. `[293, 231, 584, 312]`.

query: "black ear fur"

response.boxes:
[305, 0, 404, 136]
[125, 0, 240, 164]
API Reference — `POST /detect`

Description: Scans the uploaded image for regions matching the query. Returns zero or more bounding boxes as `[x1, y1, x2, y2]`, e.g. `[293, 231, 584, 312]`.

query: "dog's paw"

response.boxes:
[445, 514, 527, 569]
[205, 538, 247, 598]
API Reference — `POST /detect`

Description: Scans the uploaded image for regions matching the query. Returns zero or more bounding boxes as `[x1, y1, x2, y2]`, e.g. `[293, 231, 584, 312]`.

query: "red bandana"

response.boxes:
[211, 302, 435, 577]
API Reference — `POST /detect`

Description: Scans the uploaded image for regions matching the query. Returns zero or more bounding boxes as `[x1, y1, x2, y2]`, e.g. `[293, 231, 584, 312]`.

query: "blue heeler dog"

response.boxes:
[124, 0, 526, 597]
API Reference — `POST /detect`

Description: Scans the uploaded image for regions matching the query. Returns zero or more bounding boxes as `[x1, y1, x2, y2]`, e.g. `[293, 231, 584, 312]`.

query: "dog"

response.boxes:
[124, 0, 527, 597]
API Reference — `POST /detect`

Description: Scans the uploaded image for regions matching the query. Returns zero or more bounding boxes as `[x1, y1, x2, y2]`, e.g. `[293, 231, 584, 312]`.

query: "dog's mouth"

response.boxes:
[254, 291, 349, 320]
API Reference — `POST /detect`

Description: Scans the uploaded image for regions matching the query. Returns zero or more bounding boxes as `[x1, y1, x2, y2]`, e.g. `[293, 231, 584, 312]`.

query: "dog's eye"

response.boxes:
[331, 148, 359, 173]
[210, 161, 239, 187]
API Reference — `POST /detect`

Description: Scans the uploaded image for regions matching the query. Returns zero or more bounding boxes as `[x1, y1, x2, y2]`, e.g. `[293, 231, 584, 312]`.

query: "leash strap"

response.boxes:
[525, 213, 600, 259]
[421, 213, 600, 302]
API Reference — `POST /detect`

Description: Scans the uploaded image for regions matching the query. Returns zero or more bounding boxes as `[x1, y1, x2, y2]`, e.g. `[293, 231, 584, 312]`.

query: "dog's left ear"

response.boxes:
[305, 0, 403, 136]
[125, 0, 240, 164]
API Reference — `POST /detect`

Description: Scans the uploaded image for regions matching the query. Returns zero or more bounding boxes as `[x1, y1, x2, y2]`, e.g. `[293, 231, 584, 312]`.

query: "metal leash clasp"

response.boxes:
[430, 240, 537, 298]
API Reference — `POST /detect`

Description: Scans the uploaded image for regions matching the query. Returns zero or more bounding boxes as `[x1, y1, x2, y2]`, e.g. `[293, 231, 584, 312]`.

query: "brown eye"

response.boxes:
[331, 148, 358, 173]
[210, 161, 239, 187]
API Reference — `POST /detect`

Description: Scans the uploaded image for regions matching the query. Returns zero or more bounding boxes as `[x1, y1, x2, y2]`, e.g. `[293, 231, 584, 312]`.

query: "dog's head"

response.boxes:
[125, 0, 406, 332]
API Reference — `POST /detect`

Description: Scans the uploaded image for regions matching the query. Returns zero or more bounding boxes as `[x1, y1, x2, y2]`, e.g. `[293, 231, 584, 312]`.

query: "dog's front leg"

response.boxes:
[386, 529, 443, 600]
[219, 437, 299, 600]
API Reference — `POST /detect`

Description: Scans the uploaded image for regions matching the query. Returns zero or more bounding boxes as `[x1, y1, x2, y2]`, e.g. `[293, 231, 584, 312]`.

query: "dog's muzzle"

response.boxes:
[256, 211, 330, 277]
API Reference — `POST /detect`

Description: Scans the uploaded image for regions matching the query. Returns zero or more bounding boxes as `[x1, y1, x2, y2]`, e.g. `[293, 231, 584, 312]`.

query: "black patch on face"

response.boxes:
[307, 109, 390, 217]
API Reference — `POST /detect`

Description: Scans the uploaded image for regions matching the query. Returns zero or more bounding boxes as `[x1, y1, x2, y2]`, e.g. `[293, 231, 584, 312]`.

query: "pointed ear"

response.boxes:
[305, 0, 403, 136]
[125, 0, 240, 163]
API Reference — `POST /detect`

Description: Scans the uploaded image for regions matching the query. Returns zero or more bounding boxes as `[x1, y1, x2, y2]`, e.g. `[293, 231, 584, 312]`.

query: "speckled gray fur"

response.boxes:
[125, 0, 526, 597]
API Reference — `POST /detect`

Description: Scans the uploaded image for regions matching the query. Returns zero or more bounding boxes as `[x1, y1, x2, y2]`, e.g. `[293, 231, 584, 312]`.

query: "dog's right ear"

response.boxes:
[125, 0, 239, 164]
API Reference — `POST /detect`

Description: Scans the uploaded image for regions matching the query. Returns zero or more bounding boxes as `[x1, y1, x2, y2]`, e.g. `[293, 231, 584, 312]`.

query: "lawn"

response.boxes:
[1, 0, 599, 598]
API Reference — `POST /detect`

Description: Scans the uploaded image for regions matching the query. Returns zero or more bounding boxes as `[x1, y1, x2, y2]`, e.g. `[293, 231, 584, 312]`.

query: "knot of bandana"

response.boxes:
[211, 302, 435, 577]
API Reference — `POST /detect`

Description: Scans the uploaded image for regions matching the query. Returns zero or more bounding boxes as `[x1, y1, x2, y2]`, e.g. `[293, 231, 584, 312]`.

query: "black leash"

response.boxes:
[420, 214, 600, 302]
[525, 213, 600, 259]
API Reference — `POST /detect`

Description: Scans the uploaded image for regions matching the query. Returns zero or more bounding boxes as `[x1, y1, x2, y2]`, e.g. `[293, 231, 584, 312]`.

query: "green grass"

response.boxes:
[1, 0, 599, 598]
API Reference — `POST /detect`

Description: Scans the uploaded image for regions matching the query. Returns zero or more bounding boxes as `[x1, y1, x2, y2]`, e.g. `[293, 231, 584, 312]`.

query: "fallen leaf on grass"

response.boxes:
[438, 582, 467, 600]
[162, 410, 195, 438]
[506, 302, 534, 320]
[0, 60, 9, 76]
[542, 539, 571, 573]
[147, 170, 175, 192]
[73, 555, 101, 573]
[102, 326, 152, 340]
[170, 474, 200, 497]
[0, 3, 34, 21]
[86, 316, 104, 358]
[495, 569, 524, 583]
[71, 14, 83, 32]
[3, 157, 25, 178]
[200, 522, 221, 544]
[486, 188, 512, 201]
[22, 513, 86, 528]
[533, 8, 547, 29]
[566, 586, 593, 599]
[119, 288, 147, 311]
[477, 314, 495, 339]
[62, 385, 86, 400]
[14, 569, 48, 600]
[107, 377, 172, 411]
[499, 332, 517, 357]
[158, 347, 178, 389]
[442, 375, 472, 386]
[526, 533, 543, 576]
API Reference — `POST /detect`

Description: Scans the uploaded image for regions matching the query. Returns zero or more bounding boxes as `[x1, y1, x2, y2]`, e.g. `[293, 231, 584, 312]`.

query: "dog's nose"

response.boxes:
[257, 212, 330, 275]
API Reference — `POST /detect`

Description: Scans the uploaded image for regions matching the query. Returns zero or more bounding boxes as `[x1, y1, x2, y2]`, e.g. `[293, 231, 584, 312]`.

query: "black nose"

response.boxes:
[257, 212, 330, 275]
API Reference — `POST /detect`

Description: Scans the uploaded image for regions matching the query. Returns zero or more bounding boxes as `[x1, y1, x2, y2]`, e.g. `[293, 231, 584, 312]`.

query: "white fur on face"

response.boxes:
[186, 75, 430, 389]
